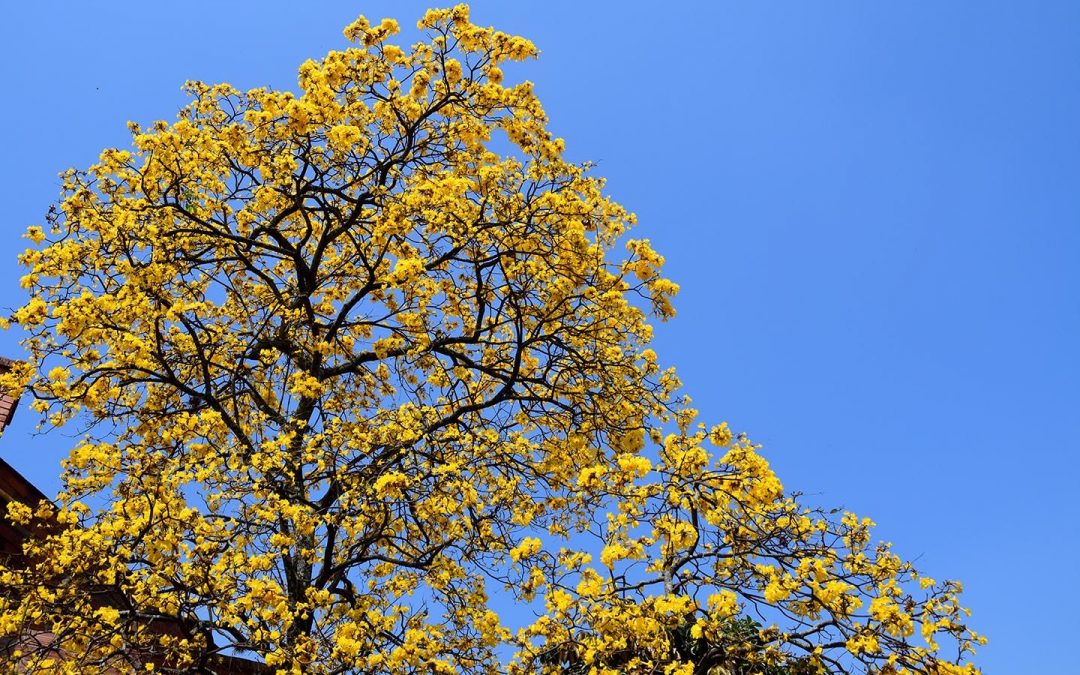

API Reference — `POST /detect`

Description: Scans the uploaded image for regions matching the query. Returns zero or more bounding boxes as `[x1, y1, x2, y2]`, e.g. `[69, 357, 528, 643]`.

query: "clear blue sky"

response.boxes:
[1, 2, 1077, 671]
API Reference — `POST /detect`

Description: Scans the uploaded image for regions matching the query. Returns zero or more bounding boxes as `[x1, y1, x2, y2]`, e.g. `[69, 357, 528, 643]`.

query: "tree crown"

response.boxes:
[1, 5, 982, 674]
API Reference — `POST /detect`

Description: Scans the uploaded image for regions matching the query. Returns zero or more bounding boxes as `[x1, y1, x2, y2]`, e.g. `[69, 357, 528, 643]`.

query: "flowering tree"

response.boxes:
[0, 6, 983, 674]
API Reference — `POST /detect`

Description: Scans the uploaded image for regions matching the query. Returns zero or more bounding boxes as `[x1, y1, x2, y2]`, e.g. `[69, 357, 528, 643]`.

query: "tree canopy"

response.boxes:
[0, 6, 983, 674]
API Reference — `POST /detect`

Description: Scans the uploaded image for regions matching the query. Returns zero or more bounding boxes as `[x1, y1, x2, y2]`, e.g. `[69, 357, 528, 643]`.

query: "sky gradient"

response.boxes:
[2, 3, 1077, 671]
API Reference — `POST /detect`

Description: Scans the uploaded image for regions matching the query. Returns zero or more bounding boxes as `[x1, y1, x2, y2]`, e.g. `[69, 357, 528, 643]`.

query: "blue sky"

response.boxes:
[1, 2, 1077, 671]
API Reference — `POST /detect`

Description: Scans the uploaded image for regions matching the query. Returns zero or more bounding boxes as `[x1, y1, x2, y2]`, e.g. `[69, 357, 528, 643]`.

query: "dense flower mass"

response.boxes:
[0, 5, 982, 674]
